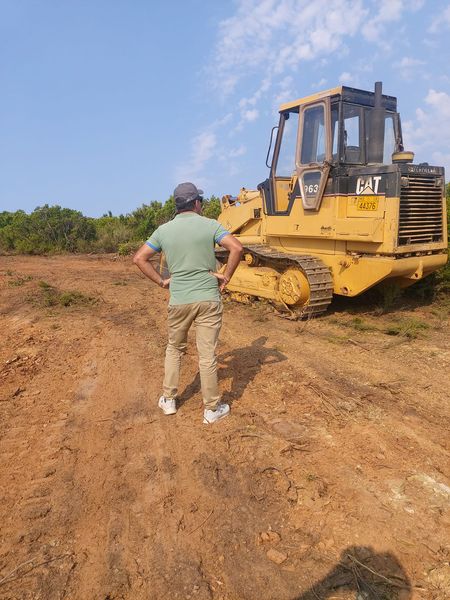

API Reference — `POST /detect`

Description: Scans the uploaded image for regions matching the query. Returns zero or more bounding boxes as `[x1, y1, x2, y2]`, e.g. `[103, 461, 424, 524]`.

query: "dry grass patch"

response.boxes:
[33, 281, 97, 308]
[382, 317, 430, 339]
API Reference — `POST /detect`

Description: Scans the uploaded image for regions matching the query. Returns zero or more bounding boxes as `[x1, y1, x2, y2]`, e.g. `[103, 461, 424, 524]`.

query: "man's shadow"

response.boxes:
[294, 545, 412, 599]
[177, 336, 287, 407]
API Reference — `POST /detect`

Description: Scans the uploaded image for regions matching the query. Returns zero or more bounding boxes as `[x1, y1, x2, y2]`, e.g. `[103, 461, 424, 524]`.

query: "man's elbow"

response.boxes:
[235, 242, 244, 257]
[133, 252, 145, 267]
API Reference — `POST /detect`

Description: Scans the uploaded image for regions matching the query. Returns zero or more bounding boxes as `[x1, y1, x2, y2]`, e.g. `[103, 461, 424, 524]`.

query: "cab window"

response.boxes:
[275, 112, 299, 177]
[331, 106, 339, 161]
[343, 104, 363, 163]
[300, 105, 325, 164]
[383, 114, 396, 163]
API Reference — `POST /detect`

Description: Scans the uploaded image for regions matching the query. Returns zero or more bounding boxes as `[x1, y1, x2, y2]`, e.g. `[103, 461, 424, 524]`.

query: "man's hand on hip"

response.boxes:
[210, 271, 230, 292]
[215, 235, 244, 292]
[133, 243, 171, 290]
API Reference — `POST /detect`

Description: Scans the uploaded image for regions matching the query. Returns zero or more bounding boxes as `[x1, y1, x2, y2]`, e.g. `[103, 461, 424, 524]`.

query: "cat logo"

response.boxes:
[356, 176, 382, 195]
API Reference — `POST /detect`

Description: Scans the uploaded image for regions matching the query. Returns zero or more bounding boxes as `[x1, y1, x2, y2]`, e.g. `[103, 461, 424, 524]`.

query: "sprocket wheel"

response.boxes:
[278, 268, 310, 307]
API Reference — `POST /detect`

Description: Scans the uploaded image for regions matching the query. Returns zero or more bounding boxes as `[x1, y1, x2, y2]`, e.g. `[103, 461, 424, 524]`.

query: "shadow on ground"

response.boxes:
[294, 546, 411, 600]
[178, 335, 287, 407]
[328, 280, 438, 318]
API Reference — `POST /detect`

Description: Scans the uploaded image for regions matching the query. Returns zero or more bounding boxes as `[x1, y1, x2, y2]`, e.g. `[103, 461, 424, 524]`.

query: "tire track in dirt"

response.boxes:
[55, 313, 160, 598]
[0, 331, 82, 597]
[56, 301, 237, 599]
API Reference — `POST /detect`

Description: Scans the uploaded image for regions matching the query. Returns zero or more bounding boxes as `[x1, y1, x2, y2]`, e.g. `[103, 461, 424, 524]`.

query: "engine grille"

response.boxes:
[398, 176, 444, 245]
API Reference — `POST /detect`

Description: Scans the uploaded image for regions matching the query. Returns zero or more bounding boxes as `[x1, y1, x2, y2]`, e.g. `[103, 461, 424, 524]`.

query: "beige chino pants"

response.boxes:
[163, 301, 223, 410]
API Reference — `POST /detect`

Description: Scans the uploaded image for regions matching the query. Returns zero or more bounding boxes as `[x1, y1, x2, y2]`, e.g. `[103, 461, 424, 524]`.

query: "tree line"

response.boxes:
[1, 186, 449, 259]
[0, 196, 221, 255]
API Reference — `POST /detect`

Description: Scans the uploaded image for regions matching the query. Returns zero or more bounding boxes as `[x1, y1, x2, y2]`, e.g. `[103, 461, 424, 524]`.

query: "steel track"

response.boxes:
[216, 244, 334, 317]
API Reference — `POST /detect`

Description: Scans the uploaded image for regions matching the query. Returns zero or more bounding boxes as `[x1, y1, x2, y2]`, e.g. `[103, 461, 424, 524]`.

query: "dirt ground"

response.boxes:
[0, 255, 449, 600]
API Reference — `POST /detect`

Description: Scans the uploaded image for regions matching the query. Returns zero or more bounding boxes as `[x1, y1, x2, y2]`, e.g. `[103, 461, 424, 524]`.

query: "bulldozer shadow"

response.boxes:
[177, 336, 287, 408]
[328, 280, 438, 318]
[293, 545, 412, 600]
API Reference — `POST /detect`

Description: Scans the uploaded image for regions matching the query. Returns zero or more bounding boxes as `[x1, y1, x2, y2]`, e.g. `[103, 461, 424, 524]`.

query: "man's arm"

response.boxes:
[133, 244, 170, 288]
[210, 234, 244, 292]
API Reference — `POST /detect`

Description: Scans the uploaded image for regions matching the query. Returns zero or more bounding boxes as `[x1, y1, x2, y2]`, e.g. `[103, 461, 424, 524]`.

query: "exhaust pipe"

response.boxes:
[368, 81, 385, 164]
[374, 81, 382, 108]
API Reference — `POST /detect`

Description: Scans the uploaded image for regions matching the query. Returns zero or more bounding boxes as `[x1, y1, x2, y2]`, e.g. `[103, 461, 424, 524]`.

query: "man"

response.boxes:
[133, 182, 243, 424]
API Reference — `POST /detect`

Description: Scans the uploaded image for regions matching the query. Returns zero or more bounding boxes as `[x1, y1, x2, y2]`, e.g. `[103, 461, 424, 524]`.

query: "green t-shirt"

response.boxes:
[146, 212, 229, 305]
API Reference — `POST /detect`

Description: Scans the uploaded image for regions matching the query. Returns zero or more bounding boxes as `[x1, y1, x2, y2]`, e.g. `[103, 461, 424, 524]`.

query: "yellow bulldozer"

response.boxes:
[215, 82, 448, 316]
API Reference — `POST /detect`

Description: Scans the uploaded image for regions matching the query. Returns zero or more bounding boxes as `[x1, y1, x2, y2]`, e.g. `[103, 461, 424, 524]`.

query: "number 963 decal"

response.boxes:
[304, 183, 319, 195]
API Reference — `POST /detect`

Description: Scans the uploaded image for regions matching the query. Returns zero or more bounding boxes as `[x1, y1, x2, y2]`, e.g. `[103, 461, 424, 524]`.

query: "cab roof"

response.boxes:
[279, 85, 397, 112]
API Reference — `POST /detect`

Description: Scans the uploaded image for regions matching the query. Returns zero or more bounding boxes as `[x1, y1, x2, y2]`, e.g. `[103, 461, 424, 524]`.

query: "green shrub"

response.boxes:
[202, 196, 221, 219]
[383, 317, 430, 339]
[0, 206, 96, 254]
[38, 280, 52, 289]
[378, 282, 404, 313]
[36, 281, 96, 307]
[58, 291, 96, 306]
[348, 317, 378, 332]
[8, 275, 32, 286]
[118, 240, 143, 256]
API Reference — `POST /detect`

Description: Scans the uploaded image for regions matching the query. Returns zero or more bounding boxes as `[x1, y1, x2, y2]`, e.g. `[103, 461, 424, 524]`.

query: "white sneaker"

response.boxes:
[203, 403, 230, 424]
[158, 396, 176, 415]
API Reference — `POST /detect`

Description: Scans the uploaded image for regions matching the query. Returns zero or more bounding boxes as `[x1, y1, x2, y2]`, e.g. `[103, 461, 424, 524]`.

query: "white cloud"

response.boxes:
[355, 57, 375, 74]
[339, 71, 353, 84]
[175, 131, 217, 183]
[361, 0, 404, 47]
[215, 144, 247, 180]
[214, 113, 233, 127]
[338, 71, 368, 89]
[393, 56, 426, 81]
[273, 75, 295, 105]
[311, 77, 327, 89]
[430, 150, 450, 169]
[243, 109, 259, 122]
[211, 0, 370, 94]
[231, 107, 260, 133]
[423, 37, 439, 48]
[425, 89, 450, 118]
[394, 57, 425, 68]
[238, 78, 271, 109]
[403, 89, 450, 174]
[221, 75, 239, 96]
[228, 145, 246, 158]
[429, 4, 450, 33]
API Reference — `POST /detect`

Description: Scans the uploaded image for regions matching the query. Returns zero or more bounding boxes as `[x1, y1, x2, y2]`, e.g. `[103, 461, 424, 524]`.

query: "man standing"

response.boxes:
[133, 182, 243, 424]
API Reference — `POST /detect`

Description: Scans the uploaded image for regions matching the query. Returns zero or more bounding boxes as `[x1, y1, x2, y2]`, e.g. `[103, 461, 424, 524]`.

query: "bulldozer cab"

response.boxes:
[263, 83, 403, 214]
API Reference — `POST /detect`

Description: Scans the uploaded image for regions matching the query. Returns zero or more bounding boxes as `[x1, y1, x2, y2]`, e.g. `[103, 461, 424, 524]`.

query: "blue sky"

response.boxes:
[1, 0, 449, 217]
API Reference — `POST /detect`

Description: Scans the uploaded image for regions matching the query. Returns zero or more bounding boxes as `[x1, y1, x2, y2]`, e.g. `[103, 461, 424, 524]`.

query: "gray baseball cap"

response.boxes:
[173, 182, 204, 209]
